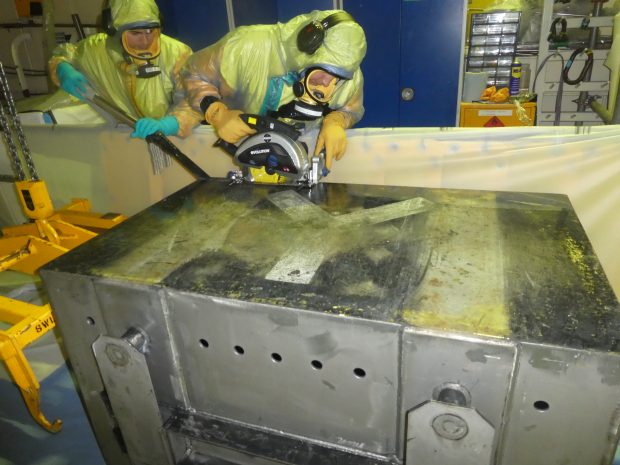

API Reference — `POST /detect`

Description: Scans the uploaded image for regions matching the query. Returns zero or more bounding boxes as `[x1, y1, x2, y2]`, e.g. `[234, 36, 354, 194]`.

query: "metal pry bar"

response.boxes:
[0, 62, 38, 180]
[88, 92, 209, 181]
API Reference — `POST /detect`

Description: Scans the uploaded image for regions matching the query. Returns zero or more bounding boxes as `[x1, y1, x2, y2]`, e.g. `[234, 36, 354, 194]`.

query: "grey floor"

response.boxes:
[1, 276, 619, 465]
[0, 337, 105, 465]
[0, 273, 104, 465]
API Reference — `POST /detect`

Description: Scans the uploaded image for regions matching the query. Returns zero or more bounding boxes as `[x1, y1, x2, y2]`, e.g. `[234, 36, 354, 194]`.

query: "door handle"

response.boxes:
[401, 87, 415, 101]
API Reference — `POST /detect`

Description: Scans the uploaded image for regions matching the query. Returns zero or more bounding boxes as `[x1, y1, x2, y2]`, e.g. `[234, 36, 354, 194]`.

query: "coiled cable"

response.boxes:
[533, 52, 565, 126]
[562, 47, 593, 85]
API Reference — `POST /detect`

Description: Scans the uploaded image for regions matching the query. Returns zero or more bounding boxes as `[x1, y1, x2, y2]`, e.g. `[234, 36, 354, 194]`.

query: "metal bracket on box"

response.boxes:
[405, 383, 495, 465]
[93, 329, 171, 465]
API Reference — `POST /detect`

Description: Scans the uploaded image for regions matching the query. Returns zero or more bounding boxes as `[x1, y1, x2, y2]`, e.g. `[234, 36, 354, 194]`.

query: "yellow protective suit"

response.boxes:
[49, 0, 201, 133]
[176, 10, 366, 139]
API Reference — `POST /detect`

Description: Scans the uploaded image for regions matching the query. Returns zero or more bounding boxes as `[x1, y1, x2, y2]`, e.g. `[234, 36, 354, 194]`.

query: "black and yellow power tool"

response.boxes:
[215, 114, 328, 187]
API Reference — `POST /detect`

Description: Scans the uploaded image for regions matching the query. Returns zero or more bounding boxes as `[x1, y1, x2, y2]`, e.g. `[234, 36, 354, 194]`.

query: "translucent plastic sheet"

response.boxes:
[1, 124, 619, 301]
[484, 0, 542, 44]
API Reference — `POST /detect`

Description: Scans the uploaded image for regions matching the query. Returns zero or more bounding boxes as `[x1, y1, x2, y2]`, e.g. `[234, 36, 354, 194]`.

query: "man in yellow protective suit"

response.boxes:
[177, 10, 367, 170]
[48, 0, 201, 139]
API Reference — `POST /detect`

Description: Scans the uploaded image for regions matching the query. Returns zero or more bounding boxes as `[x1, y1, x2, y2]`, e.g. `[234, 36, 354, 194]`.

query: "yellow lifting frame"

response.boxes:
[0, 179, 126, 432]
[0, 297, 60, 432]
[0, 62, 125, 433]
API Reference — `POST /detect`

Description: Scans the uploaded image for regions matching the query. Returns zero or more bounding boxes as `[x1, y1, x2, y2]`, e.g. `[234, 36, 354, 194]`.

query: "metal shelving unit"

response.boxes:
[535, 0, 614, 125]
[466, 11, 521, 88]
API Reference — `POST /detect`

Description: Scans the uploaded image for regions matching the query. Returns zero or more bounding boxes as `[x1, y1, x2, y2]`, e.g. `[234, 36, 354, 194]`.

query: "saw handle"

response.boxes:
[213, 138, 238, 156]
[239, 114, 301, 140]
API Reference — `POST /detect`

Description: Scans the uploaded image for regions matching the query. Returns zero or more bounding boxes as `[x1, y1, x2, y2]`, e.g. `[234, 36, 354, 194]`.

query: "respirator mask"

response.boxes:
[274, 67, 343, 121]
[121, 27, 162, 78]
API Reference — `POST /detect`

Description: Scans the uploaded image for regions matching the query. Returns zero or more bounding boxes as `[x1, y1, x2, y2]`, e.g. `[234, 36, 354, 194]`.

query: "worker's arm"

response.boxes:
[49, 43, 91, 100]
[48, 43, 78, 88]
[173, 40, 255, 142]
[314, 71, 365, 169]
[329, 72, 365, 129]
[180, 42, 226, 114]
[135, 41, 202, 139]
[165, 42, 202, 137]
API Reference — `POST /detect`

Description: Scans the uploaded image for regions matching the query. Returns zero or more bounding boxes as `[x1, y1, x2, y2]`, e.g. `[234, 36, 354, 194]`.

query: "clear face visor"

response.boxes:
[121, 28, 161, 78]
[273, 67, 346, 121]
[301, 68, 341, 105]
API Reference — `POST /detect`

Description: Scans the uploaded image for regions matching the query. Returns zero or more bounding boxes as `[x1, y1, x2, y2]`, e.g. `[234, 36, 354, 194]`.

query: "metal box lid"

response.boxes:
[44, 179, 620, 352]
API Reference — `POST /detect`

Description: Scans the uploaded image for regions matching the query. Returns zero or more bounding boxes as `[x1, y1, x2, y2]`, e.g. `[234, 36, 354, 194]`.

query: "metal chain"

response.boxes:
[0, 62, 38, 180]
[0, 98, 26, 181]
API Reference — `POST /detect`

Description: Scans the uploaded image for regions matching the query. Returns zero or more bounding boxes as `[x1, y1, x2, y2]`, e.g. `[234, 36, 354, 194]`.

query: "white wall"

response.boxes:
[0, 0, 103, 96]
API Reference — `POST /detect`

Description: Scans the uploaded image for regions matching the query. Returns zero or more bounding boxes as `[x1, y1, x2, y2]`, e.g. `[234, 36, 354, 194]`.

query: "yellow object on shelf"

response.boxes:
[460, 102, 536, 127]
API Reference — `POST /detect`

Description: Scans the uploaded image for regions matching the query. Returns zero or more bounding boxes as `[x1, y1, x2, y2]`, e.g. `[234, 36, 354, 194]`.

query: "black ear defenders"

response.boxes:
[297, 11, 355, 55]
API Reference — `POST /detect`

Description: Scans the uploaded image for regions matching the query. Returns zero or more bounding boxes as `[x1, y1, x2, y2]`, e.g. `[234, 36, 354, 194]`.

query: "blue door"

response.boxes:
[399, 0, 467, 126]
[344, 1, 402, 127]
[345, 0, 466, 127]
[156, 0, 230, 50]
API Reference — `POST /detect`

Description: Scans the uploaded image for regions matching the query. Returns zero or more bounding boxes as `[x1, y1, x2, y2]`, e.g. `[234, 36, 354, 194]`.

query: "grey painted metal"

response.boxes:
[575, 1, 603, 119]
[43, 273, 132, 465]
[93, 281, 189, 409]
[498, 343, 620, 465]
[225, 0, 235, 31]
[93, 335, 170, 465]
[400, 329, 516, 461]
[40, 180, 620, 465]
[406, 401, 494, 464]
[0, 174, 16, 182]
[166, 290, 401, 455]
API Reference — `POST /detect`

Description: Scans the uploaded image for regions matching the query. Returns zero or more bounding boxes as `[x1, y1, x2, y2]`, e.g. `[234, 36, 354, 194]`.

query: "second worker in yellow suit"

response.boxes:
[176, 10, 367, 170]
[48, 0, 201, 139]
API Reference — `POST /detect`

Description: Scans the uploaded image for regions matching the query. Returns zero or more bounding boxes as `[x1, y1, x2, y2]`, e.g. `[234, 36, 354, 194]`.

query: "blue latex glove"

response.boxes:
[131, 116, 180, 139]
[56, 62, 90, 100]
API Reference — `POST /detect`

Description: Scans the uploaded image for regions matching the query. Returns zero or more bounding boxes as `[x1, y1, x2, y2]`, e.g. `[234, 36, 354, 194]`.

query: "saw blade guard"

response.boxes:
[235, 132, 309, 181]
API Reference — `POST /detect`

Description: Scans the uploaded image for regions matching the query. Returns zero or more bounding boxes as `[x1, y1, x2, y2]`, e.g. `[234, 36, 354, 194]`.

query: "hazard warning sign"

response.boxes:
[484, 116, 505, 127]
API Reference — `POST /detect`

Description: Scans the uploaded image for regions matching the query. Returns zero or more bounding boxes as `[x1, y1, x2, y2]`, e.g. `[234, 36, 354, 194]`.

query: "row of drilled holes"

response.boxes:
[86, 317, 367, 378]
[87, 318, 551, 410]
[88, 318, 554, 414]
[199, 338, 367, 379]
[88, 317, 552, 413]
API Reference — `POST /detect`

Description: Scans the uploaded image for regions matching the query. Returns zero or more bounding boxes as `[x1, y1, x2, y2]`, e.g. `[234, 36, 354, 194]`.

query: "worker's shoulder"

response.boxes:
[228, 24, 277, 44]
[223, 24, 278, 54]
[76, 32, 109, 50]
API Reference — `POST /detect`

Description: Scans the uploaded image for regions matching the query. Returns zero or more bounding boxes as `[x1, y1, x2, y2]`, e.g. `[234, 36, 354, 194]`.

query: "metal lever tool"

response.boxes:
[87, 91, 209, 180]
